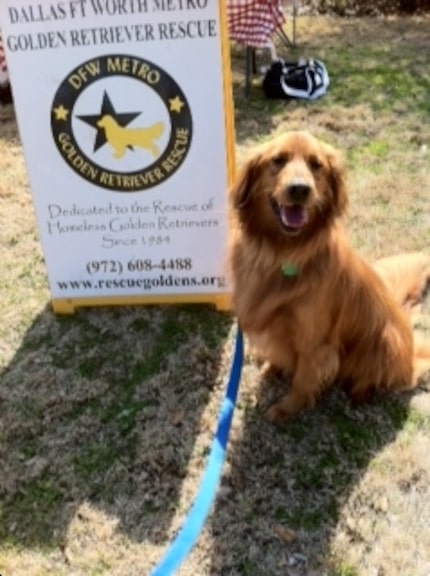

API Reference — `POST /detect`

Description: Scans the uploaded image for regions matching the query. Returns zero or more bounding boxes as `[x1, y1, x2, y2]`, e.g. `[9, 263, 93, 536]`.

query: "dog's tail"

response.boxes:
[147, 122, 165, 139]
[373, 252, 430, 313]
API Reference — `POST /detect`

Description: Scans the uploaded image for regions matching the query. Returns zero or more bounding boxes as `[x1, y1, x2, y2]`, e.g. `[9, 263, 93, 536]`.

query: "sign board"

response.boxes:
[0, 0, 235, 313]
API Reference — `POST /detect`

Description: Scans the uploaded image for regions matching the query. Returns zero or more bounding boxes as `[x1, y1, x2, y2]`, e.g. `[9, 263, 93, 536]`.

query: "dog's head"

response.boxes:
[230, 131, 347, 240]
[97, 115, 113, 128]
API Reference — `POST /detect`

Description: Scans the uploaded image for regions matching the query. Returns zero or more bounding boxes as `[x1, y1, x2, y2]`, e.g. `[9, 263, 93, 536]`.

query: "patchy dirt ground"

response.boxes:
[1, 14, 430, 576]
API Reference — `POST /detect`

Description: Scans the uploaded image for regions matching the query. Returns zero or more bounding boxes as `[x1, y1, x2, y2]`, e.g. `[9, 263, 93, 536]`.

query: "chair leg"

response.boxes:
[275, 3, 298, 49]
[292, 4, 297, 47]
[245, 46, 255, 97]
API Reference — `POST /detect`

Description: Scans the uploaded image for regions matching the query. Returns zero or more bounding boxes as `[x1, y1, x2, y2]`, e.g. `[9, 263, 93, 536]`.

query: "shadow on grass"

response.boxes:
[208, 369, 416, 575]
[0, 303, 233, 555]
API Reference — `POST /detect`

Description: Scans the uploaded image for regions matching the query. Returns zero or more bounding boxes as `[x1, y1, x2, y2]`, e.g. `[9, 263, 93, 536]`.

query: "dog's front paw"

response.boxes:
[264, 403, 292, 425]
[264, 391, 308, 424]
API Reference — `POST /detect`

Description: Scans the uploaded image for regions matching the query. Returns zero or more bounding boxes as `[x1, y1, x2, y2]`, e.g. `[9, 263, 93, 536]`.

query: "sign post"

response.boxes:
[0, 0, 235, 313]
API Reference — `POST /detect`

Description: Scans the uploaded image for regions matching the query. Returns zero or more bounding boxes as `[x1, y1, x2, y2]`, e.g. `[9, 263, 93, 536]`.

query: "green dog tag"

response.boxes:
[282, 263, 299, 277]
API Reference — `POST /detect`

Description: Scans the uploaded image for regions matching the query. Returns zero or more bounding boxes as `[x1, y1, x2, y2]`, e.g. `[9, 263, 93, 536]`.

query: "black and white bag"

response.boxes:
[263, 58, 330, 101]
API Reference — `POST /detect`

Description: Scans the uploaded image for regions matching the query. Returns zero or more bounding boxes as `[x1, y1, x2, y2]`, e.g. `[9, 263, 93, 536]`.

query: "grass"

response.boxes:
[1, 12, 430, 576]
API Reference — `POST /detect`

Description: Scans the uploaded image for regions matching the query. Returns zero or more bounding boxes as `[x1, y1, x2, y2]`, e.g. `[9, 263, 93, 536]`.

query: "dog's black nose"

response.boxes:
[286, 183, 311, 203]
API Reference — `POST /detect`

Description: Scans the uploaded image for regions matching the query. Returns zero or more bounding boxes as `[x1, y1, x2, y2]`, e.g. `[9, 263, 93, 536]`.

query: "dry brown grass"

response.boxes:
[1, 15, 430, 576]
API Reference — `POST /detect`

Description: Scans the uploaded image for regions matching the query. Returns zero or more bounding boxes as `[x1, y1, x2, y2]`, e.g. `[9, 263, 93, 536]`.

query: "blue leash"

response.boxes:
[151, 327, 244, 576]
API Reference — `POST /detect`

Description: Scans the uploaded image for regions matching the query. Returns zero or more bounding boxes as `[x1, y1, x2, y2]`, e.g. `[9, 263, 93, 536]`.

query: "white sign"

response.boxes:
[0, 0, 235, 313]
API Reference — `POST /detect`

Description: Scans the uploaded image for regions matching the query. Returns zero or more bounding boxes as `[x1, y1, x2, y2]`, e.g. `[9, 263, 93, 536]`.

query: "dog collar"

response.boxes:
[282, 263, 299, 277]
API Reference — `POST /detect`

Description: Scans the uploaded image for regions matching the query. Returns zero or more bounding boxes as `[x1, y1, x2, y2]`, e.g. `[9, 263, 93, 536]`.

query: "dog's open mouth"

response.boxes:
[271, 198, 308, 235]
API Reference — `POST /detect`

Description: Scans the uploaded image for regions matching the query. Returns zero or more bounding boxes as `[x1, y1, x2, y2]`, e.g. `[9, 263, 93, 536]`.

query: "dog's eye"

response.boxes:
[271, 154, 289, 169]
[309, 156, 322, 171]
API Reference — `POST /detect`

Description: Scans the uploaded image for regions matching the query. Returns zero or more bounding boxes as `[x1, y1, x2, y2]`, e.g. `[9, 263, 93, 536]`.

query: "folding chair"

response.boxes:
[227, 0, 298, 96]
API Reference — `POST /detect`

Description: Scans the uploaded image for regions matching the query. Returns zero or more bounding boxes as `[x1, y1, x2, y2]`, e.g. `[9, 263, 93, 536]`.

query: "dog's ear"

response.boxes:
[324, 144, 348, 216]
[229, 153, 261, 209]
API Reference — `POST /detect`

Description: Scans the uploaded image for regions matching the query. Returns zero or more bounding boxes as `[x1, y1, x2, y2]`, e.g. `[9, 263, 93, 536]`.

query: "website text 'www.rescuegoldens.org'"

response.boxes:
[56, 273, 226, 292]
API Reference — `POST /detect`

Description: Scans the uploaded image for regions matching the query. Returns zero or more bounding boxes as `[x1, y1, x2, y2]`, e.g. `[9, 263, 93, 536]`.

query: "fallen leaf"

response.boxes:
[274, 523, 298, 544]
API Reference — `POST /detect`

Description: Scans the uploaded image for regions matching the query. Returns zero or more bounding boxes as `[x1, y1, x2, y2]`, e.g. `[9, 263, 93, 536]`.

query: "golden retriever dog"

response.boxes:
[228, 131, 430, 424]
[97, 115, 165, 159]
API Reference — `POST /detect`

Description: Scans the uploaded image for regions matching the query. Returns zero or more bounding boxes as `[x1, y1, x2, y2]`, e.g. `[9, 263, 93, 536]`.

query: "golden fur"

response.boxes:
[228, 131, 430, 423]
[97, 115, 164, 159]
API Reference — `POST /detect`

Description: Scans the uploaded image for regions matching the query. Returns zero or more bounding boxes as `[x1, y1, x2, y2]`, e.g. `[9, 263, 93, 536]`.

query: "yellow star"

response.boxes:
[53, 105, 69, 121]
[169, 96, 185, 114]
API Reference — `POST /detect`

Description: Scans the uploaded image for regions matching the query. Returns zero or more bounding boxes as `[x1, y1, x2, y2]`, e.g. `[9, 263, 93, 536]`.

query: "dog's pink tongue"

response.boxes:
[280, 205, 307, 229]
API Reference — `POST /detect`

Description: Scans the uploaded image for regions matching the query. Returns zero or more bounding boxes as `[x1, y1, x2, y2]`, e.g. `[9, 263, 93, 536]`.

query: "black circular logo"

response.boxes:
[51, 54, 193, 192]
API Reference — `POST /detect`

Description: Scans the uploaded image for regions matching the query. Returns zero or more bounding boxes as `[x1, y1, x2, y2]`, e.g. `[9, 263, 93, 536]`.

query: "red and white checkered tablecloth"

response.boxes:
[0, 32, 9, 86]
[227, 0, 286, 47]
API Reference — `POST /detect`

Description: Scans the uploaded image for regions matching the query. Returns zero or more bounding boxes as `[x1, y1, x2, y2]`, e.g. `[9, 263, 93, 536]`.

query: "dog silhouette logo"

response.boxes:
[51, 54, 192, 192]
[96, 114, 165, 159]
